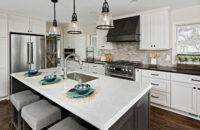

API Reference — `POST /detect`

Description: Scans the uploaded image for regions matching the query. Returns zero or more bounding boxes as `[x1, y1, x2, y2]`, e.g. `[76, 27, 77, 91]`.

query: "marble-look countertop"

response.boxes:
[11, 68, 152, 130]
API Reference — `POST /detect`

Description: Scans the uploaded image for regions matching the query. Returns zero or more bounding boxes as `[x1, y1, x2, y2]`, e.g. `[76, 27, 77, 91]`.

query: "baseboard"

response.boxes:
[151, 103, 200, 121]
[0, 96, 9, 101]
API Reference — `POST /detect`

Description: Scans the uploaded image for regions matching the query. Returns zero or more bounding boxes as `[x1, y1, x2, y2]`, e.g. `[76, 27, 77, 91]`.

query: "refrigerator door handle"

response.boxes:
[27, 42, 30, 64]
[30, 42, 34, 64]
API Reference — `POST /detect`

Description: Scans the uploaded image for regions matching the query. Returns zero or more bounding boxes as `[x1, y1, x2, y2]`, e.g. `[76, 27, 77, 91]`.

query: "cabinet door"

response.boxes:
[171, 81, 197, 114]
[140, 14, 151, 50]
[197, 87, 200, 116]
[9, 15, 29, 33]
[0, 13, 7, 37]
[150, 11, 169, 50]
[0, 38, 8, 97]
[29, 18, 46, 35]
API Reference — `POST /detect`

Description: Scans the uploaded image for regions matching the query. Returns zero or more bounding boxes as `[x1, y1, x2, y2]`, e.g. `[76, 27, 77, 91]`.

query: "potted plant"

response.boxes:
[191, 56, 199, 64]
[177, 56, 184, 64]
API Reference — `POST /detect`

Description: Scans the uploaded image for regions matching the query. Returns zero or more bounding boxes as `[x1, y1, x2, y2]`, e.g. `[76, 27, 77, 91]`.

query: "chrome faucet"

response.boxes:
[64, 53, 83, 79]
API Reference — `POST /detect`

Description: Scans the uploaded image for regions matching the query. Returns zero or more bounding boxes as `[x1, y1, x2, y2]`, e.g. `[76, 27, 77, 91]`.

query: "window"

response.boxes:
[177, 23, 200, 54]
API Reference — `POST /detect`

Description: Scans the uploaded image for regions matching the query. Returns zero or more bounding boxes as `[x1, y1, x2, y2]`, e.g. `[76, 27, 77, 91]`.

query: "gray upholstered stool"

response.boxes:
[48, 117, 88, 130]
[10, 90, 40, 130]
[21, 99, 61, 130]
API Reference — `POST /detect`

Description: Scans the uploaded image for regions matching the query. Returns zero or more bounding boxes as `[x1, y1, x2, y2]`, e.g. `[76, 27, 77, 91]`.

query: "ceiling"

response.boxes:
[1, 0, 200, 24]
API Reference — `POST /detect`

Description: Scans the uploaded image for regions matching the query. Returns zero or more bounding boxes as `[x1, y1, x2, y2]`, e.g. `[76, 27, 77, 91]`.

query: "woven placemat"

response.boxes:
[36, 80, 64, 88]
[19, 72, 45, 79]
[62, 89, 99, 103]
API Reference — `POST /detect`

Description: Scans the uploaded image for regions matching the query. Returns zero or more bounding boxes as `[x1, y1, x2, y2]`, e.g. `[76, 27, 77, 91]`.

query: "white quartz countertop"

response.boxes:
[11, 68, 152, 130]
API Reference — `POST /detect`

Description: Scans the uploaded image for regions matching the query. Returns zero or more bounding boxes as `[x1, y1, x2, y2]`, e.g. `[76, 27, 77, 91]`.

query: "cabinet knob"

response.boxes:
[154, 45, 156, 47]
[198, 88, 200, 90]
[151, 45, 153, 47]
[193, 87, 197, 89]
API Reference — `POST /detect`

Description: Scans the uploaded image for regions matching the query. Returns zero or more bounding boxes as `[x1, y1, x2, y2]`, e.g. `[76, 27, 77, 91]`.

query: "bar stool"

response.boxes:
[10, 90, 40, 130]
[21, 99, 61, 130]
[48, 117, 88, 130]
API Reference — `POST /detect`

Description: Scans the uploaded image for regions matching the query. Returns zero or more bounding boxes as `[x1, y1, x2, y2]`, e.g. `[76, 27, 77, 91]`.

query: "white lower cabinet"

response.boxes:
[197, 88, 200, 116]
[150, 90, 170, 107]
[66, 61, 105, 75]
[171, 81, 197, 114]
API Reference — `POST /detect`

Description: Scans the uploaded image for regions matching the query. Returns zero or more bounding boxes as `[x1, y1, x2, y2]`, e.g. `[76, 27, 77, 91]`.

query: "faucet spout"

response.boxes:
[64, 53, 82, 80]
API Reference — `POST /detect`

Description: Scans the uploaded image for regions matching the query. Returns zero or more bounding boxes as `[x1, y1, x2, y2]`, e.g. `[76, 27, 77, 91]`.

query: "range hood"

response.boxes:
[107, 16, 140, 42]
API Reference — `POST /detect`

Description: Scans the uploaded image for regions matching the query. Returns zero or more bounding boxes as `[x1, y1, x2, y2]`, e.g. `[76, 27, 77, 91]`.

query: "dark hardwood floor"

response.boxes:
[0, 100, 199, 130]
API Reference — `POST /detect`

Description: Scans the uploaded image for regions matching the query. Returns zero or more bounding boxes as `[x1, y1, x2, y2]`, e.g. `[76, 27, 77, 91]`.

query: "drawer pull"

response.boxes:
[151, 73, 159, 76]
[191, 79, 200, 82]
[193, 87, 197, 89]
[151, 95, 159, 99]
[92, 72, 97, 74]
[198, 88, 200, 90]
[151, 83, 159, 86]
[93, 66, 97, 67]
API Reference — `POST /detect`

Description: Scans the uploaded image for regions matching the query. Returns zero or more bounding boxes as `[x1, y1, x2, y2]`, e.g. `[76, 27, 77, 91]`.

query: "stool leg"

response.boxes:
[23, 120, 26, 130]
[10, 104, 14, 130]
[18, 111, 21, 130]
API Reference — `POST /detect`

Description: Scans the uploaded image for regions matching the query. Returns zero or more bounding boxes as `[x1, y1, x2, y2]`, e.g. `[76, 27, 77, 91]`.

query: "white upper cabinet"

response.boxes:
[96, 30, 112, 49]
[140, 9, 170, 50]
[171, 81, 197, 114]
[9, 14, 46, 35]
[0, 13, 8, 37]
[9, 15, 30, 33]
[29, 18, 46, 35]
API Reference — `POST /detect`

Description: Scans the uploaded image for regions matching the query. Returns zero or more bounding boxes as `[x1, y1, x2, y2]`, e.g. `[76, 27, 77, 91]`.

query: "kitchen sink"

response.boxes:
[62, 73, 98, 83]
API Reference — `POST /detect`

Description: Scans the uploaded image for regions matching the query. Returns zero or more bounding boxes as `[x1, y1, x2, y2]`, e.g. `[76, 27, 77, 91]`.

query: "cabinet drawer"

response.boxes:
[142, 77, 170, 92]
[150, 90, 170, 107]
[89, 68, 105, 75]
[67, 61, 88, 67]
[89, 63, 105, 70]
[142, 70, 170, 80]
[171, 73, 200, 85]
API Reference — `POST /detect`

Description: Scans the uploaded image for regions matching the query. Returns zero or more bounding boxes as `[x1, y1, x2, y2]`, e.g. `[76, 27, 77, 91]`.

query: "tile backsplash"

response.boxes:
[101, 42, 173, 67]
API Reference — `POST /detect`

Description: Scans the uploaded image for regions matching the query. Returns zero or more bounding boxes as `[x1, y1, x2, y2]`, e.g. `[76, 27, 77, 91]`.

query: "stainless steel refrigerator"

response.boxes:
[10, 33, 46, 73]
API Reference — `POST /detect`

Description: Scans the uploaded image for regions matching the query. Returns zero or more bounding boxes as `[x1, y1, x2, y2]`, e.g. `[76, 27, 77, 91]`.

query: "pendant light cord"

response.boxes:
[73, 0, 75, 13]
[54, 2, 56, 20]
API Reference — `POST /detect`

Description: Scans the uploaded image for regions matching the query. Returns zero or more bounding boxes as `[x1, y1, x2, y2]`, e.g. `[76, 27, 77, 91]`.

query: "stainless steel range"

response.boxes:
[106, 60, 142, 80]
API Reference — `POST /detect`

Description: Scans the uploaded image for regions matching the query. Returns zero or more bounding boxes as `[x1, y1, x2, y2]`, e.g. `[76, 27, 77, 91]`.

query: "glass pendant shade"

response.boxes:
[67, 20, 81, 34]
[97, 12, 114, 30]
[49, 25, 60, 36]
[97, 0, 114, 30]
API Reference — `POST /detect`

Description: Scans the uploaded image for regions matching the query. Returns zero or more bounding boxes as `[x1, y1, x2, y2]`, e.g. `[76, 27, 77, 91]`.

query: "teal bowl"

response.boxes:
[28, 70, 38, 75]
[74, 84, 91, 94]
[44, 75, 57, 82]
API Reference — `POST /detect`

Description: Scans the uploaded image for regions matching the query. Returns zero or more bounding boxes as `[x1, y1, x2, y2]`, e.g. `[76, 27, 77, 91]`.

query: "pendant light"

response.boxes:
[49, 0, 60, 36]
[67, 0, 82, 34]
[96, 0, 114, 30]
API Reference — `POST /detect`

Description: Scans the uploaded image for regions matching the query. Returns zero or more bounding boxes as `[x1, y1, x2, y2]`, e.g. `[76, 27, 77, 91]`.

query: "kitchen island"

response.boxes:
[11, 68, 152, 130]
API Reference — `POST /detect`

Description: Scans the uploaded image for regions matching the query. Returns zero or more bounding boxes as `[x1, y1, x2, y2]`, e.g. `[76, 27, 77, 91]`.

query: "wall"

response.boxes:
[102, 5, 200, 67]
